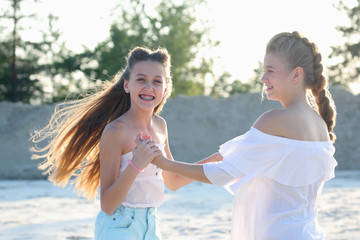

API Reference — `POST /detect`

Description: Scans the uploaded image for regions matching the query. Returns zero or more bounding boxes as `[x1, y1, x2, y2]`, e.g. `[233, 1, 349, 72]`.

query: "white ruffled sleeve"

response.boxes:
[203, 127, 338, 194]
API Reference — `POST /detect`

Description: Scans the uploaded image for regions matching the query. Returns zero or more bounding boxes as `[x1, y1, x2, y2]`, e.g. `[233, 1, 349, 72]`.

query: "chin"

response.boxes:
[266, 95, 281, 102]
[265, 93, 274, 100]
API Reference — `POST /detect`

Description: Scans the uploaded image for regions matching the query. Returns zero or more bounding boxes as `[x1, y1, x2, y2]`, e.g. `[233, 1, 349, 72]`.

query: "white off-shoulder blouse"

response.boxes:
[203, 127, 337, 240]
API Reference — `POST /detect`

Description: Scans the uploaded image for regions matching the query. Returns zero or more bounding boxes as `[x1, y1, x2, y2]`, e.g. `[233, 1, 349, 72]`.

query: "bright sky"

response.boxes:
[14, 0, 357, 91]
[206, 0, 350, 80]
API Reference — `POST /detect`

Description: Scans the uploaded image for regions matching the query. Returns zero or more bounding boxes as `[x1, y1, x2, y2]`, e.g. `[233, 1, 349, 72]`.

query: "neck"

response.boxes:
[284, 99, 309, 110]
[127, 107, 154, 128]
[280, 89, 308, 109]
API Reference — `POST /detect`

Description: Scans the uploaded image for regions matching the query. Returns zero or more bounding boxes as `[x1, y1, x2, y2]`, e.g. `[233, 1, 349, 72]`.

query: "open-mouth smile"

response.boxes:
[139, 94, 155, 101]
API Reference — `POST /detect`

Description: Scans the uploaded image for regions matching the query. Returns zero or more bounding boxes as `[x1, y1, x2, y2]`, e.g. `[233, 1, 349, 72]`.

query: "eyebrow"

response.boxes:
[264, 65, 275, 69]
[135, 73, 164, 79]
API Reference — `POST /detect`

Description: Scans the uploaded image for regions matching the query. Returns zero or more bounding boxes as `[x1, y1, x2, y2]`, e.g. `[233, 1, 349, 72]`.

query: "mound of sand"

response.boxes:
[0, 86, 358, 179]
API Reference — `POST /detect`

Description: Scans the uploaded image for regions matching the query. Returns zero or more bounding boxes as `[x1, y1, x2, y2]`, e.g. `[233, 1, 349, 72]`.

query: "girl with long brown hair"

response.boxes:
[139, 31, 338, 239]
[31, 46, 204, 239]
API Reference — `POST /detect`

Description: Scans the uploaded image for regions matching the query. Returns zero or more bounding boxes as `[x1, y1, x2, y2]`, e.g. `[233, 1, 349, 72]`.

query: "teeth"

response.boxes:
[140, 95, 154, 100]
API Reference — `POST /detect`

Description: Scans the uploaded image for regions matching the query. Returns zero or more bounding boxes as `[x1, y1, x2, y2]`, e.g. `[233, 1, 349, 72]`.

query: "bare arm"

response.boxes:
[100, 125, 160, 215]
[154, 154, 223, 184]
[162, 151, 223, 190]
[155, 117, 222, 190]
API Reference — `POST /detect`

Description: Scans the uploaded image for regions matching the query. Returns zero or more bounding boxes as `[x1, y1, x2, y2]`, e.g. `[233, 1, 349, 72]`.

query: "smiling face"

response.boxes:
[124, 60, 167, 113]
[261, 52, 295, 102]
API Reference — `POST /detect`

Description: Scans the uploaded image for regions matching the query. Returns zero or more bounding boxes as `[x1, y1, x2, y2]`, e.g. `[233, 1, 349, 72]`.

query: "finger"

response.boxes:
[145, 140, 156, 147]
[150, 145, 159, 151]
[153, 149, 162, 156]
[151, 145, 161, 154]
[135, 132, 143, 144]
[143, 135, 150, 140]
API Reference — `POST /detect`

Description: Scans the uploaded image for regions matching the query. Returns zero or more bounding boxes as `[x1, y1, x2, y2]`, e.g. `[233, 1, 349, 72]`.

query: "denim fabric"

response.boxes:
[95, 206, 162, 240]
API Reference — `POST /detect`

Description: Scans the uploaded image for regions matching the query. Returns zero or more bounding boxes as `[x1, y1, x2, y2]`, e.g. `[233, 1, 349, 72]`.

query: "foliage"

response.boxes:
[38, 14, 96, 103]
[210, 72, 232, 97]
[0, 0, 258, 103]
[0, 39, 13, 100]
[0, 52, 44, 103]
[79, 0, 218, 97]
[210, 62, 263, 98]
[328, 0, 360, 87]
[247, 61, 264, 93]
[0, 0, 75, 103]
[0, 0, 43, 102]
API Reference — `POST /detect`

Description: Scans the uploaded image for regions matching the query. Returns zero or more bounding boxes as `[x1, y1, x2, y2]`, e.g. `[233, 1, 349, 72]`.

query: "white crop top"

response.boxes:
[119, 144, 165, 208]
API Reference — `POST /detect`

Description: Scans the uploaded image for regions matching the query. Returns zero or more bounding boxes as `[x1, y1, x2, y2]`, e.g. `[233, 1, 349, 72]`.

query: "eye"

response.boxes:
[136, 78, 145, 82]
[153, 78, 163, 84]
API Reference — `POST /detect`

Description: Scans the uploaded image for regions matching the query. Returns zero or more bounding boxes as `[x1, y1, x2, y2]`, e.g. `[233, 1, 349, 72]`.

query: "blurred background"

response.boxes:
[1, 0, 360, 177]
[1, 0, 359, 104]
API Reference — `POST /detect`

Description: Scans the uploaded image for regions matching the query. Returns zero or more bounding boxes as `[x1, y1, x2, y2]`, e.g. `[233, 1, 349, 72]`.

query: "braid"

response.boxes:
[291, 31, 337, 142]
[266, 31, 337, 142]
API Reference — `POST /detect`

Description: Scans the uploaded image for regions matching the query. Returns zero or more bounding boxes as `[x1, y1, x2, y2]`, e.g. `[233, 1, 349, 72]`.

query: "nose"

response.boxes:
[144, 81, 153, 90]
[260, 73, 267, 83]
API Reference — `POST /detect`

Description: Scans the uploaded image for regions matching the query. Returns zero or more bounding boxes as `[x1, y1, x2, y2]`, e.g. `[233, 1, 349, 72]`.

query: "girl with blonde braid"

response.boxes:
[141, 31, 338, 239]
[31, 47, 208, 240]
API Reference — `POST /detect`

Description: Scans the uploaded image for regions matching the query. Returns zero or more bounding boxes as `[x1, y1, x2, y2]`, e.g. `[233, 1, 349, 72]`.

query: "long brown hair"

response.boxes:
[31, 47, 172, 199]
[266, 31, 337, 142]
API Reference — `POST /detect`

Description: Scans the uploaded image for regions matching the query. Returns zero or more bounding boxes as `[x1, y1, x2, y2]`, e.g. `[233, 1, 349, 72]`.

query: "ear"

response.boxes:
[293, 67, 304, 85]
[124, 80, 130, 93]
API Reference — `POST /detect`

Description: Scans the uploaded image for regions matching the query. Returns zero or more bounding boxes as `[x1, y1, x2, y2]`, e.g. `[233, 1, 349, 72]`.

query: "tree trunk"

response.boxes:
[10, 0, 18, 102]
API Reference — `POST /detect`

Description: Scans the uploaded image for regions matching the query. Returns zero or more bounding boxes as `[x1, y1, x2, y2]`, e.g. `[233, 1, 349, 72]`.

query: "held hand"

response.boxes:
[152, 154, 165, 167]
[132, 134, 161, 171]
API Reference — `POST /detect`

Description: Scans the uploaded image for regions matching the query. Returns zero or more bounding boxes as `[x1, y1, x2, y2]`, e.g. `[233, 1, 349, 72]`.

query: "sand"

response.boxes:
[0, 170, 359, 240]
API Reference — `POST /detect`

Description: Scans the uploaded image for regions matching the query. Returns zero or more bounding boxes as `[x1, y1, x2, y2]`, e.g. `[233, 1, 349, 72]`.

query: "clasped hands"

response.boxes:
[131, 133, 163, 171]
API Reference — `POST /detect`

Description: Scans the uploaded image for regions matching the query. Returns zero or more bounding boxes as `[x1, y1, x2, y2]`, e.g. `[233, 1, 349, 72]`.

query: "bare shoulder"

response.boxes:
[253, 108, 289, 136]
[153, 114, 166, 125]
[253, 107, 330, 141]
[153, 115, 167, 132]
[101, 118, 129, 153]
[103, 118, 127, 138]
[152, 115, 169, 144]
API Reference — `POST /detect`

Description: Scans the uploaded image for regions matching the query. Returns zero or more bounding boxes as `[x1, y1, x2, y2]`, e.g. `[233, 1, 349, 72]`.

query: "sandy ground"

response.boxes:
[1, 170, 359, 240]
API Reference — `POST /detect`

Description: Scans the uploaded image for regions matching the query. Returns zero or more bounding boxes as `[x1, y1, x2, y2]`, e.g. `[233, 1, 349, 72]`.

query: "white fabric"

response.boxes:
[203, 127, 337, 240]
[119, 144, 165, 208]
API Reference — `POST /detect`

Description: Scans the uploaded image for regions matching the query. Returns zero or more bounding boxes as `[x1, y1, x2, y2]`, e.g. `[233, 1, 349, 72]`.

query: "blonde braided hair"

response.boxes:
[266, 31, 337, 142]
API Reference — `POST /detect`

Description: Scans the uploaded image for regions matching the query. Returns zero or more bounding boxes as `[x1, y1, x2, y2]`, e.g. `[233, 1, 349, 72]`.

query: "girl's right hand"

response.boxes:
[132, 134, 161, 170]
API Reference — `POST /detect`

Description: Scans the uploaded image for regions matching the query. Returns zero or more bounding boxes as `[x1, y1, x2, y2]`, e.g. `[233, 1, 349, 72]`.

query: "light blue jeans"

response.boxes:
[95, 206, 162, 240]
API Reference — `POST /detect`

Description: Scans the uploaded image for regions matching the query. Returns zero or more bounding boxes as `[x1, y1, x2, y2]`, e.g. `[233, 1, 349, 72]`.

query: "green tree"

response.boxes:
[0, 0, 43, 102]
[210, 62, 263, 98]
[328, 0, 360, 87]
[0, 0, 86, 103]
[82, 0, 218, 96]
[247, 61, 263, 93]
[210, 72, 232, 97]
[38, 14, 94, 103]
